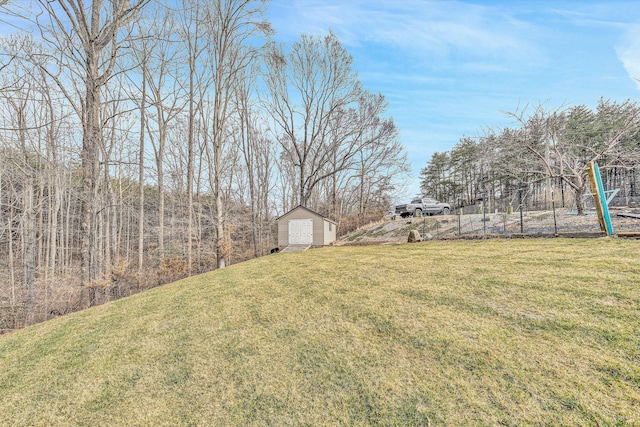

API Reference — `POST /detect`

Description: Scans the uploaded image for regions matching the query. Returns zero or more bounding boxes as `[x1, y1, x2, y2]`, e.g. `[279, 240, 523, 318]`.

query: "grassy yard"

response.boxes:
[0, 239, 639, 426]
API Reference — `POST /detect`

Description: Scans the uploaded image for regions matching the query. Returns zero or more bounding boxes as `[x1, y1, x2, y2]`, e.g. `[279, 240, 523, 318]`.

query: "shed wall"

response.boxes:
[277, 206, 338, 247]
[323, 219, 336, 245]
[278, 208, 326, 247]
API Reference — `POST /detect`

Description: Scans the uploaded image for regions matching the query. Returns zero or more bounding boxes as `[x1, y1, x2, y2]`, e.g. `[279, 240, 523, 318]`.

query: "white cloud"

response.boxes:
[616, 25, 640, 90]
[280, 0, 544, 67]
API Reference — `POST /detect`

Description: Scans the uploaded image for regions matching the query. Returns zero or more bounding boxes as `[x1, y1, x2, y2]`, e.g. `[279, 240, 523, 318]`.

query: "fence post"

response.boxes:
[518, 182, 524, 234]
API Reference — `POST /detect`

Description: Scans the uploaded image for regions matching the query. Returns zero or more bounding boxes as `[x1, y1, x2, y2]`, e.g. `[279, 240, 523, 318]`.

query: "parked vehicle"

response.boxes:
[395, 198, 451, 218]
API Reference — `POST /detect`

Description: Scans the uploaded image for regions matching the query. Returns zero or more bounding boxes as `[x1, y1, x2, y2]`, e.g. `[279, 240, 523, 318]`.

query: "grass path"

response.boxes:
[0, 239, 639, 425]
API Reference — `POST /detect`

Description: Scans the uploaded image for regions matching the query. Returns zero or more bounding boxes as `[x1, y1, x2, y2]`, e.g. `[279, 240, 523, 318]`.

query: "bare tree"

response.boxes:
[136, 47, 147, 274]
[419, 100, 640, 215]
[351, 121, 408, 215]
[0, 38, 38, 325]
[330, 92, 407, 216]
[264, 32, 362, 207]
[234, 62, 277, 257]
[34, 0, 148, 306]
[99, 76, 138, 300]
[133, 8, 184, 260]
[264, 34, 409, 218]
[8, 88, 37, 326]
[201, 0, 270, 269]
[507, 101, 640, 214]
[0, 35, 72, 324]
[176, 0, 210, 273]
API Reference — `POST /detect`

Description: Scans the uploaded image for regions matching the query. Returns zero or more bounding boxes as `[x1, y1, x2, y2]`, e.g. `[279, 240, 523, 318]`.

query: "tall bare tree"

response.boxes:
[234, 62, 276, 257]
[35, 0, 148, 306]
[176, 0, 209, 273]
[201, 0, 270, 268]
[133, 8, 184, 260]
[264, 32, 362, 207]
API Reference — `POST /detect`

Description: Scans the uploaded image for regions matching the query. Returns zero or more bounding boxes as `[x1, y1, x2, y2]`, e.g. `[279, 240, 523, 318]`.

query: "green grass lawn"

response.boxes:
[1, 239, 639, 426]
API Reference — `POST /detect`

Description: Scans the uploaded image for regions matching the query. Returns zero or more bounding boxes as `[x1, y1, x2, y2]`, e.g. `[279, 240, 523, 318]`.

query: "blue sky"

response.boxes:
[266, 0, 640, 199]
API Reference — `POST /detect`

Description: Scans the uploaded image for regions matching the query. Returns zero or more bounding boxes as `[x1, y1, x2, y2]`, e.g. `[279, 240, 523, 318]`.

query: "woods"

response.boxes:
[420, 100, 640, 214]
[0, 0, 409, 330]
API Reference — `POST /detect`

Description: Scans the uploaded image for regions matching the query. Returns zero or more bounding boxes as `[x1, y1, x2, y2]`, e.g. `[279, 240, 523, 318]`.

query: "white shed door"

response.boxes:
[289, 219, 313, 245]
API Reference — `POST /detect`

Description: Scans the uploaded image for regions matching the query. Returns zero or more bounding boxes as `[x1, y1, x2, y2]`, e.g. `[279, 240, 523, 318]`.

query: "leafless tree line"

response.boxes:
[421, 99, 640, 215]
[0, 0, 409, 330]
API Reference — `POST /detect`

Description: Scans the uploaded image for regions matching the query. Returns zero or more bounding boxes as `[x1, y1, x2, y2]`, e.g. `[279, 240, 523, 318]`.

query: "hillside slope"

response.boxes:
[339, 208, 640, 244]
[0, 239, 639, 426]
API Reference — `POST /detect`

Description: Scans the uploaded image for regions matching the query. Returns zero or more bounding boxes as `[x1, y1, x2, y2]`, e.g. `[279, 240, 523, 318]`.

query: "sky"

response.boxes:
[265, 0, 640, 199]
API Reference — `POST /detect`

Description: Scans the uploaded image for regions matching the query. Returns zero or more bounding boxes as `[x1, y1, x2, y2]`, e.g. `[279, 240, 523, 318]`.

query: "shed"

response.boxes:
[276, 205, 337, 248]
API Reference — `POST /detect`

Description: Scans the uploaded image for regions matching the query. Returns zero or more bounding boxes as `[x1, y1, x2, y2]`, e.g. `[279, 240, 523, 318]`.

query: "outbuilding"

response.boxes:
[276, 205, 337, 248]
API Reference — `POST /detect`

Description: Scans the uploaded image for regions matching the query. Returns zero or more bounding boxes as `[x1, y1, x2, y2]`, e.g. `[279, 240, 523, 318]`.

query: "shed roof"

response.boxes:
[276, 205, 337, 224]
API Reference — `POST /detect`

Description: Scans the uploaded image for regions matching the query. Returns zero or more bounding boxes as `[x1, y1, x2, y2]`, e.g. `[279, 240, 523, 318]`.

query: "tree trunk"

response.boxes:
[215, 172, 226, 269]
[138, 70, 146, 274]
[9, 199, 17, 326]
[574, 179, 586, 215]
[187, 53, 195, 274]
[64, 186, 72, 273]
[81, 79, 101, 307]
[23, 179, 36, 326]
[157, 163, 165, 257]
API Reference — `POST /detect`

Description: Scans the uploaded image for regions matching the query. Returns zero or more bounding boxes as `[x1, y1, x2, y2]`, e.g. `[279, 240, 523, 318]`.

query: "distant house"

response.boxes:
[276, 205, 337, 248]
